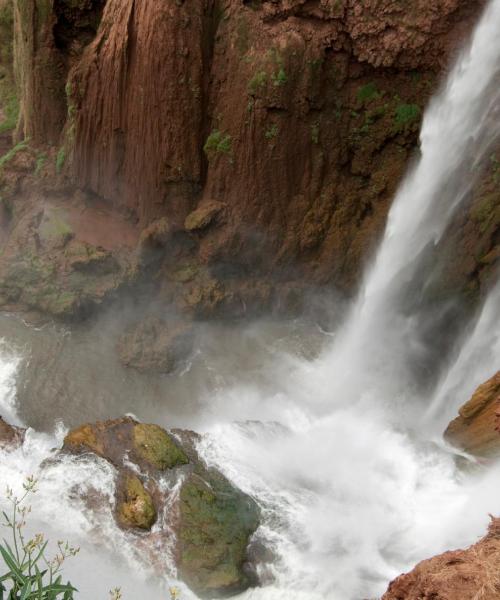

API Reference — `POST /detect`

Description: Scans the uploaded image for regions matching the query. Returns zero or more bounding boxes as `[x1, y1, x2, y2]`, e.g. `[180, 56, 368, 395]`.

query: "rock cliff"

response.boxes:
[0, 0, 495, 329]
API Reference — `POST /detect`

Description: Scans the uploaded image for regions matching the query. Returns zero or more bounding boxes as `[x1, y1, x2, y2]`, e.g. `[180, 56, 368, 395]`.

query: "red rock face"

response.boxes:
[382, 518, 500, 600]
[6, 0, 496, 316]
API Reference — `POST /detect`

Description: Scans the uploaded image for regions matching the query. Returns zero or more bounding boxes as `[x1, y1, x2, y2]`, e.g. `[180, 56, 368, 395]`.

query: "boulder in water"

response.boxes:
[444, 371, 500, 458]
[63, 417, 260, 597]
[0, 416, 25, 449]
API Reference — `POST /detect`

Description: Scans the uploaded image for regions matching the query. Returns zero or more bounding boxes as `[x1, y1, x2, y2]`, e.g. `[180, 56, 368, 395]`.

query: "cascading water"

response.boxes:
[0, 1, 499, 599]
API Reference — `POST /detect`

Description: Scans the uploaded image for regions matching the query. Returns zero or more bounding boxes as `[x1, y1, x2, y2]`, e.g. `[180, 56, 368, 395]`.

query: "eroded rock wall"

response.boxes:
[2, 0, 497, 322]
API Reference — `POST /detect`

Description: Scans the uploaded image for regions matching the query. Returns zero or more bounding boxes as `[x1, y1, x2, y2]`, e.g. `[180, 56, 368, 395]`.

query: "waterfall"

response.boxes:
[0, 1, 499, 599]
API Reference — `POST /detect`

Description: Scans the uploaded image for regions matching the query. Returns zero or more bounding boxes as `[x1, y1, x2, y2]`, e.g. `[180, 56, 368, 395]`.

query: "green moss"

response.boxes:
[118, 474, 156, 530]
[248, 70, 267, 94]
[35, 152, 47, 175]
[357, 82, 380, 103]
[264, 123, 279, 140]
[471, 194, 498, 233]
[394, 103, 421, 128]
[0, 90, 18, 134]
[178, 471, 260, 597]
[133, 423, 189, 470]
[0, 140, 28, 170]
[203, 130, 232, 160]
[272, 67, 287, 87]
[56, 147, 66, 173]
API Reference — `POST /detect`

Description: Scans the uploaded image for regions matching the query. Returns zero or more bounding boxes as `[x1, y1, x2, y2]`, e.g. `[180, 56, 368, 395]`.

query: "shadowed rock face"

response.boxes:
[444, 371, 500, 458]
[62, 417, 261, 598]
[382, 518, 500, 600]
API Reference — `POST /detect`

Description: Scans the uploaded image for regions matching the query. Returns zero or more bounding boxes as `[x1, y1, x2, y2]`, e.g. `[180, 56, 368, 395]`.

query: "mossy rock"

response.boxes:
[63, 423, 104, 455]
[133, 423, 189, 470]
[116, 473, 157, 530]
[178, 471, 260, 598]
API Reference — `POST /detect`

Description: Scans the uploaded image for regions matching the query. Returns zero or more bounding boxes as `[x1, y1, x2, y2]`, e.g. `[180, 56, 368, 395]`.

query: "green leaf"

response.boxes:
[19, 579, 31, 600]
[0, 544, 26, 586]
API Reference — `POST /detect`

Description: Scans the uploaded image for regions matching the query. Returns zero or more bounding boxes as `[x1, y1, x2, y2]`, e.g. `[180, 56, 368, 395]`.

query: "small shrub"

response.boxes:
[394, 103, 421, 128]
[0, 476, 78, 599]
[203, 130, 232, 159]
[272, 68, 287, 87]
[264, 124, 279, 140]
[56, 147, 66, 174]
[248, 71, 267, 94]
[357, 82, 380, 103]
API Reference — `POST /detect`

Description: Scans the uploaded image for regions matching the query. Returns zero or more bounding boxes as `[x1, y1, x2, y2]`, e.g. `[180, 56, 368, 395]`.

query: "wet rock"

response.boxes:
[382, 517, 500, 600]
[117, 317, 195, 374]
[0, 416, 25, 449]
[63, 417, 189, 472]
[116, 472, 157, 531]
[444, 371, 500, 458]
[184, 201, 225, 233]
[62, 417, 260, 598]
[177, 469, 260, 598]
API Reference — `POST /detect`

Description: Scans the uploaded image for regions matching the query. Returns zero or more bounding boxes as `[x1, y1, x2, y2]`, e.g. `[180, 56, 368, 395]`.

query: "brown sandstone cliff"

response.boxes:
[0, 0, 496, 325]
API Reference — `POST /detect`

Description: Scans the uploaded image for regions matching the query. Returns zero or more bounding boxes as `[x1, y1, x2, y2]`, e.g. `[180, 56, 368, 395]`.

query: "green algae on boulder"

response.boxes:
[116, 473, 157, 531]
[177, 470, 260, 598]
[133, 423, 189, 470]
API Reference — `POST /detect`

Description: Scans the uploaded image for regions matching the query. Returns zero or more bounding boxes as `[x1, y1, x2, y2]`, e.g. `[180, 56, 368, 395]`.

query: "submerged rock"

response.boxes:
[444, 371, 500, 458]
[116, 317, 195, 375]
[382, 517, 500, 600]
[63, 417, 260, 597]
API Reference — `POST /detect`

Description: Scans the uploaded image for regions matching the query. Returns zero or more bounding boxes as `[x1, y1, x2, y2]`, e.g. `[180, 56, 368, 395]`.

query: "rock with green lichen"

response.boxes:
[61, 417, 261, 597]
[133, 423, 189, 470]
[116, 473, 157, 530]
[178, 470, 260, 598]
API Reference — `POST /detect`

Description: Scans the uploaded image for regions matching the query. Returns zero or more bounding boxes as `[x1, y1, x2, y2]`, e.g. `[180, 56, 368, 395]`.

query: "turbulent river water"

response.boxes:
[1, 1, 500, 599]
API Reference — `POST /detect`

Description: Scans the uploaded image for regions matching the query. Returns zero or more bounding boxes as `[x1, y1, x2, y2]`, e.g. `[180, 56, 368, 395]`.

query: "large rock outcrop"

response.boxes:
[0, 0, 493, 325]
[445, 371, 500, 458]
[382, 517, 500, 600]
[62, 417, 261, 599]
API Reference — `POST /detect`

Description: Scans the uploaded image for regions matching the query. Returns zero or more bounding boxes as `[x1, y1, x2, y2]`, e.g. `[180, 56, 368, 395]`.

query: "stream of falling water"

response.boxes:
[1, 1, 500, 599]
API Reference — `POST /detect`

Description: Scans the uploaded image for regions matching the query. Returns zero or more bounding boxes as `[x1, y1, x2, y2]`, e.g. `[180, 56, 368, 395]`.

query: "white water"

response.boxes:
[1, 1, 500, 599]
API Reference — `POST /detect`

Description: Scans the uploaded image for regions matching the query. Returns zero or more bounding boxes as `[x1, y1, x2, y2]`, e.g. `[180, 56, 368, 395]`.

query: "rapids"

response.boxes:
[1, 0, 500, 598]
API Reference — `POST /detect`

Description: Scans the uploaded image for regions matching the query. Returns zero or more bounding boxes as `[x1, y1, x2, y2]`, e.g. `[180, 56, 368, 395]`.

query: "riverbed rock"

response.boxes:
[117, 317, 195, 374]
[62, 417, 260, 597]
[115, 472, 157, 531]
[382, 517, 500, 600]
[444, 371, 500, 458]
[0, 415, 24, 449]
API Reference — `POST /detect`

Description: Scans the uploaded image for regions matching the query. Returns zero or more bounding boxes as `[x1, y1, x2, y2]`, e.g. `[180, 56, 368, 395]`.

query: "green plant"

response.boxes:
[35, 153, 48, 176]
[203, 130, 232, 159]
[0, 140, 28, 170]
[248, 71, 267, 94]
[357, 82, 380, 103]
[0, 476, 78, 599]
[271, 67, 287, 87]
[264, 124, 279, 140]
[56, 148, 66, 174]
[394, 103, 421, 128]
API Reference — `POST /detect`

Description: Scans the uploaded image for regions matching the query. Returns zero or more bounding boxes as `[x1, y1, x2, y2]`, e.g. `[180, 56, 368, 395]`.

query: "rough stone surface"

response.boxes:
[62, 417, 260, 598]
[117, 317, 195, 374]
[382, 517, 500, 600]
[445, 371, 500, 458]
[0, 415, 25, 449]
